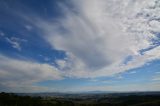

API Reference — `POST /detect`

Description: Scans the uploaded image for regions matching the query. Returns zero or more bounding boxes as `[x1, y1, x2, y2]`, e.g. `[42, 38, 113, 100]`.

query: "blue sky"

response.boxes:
[0, 0, 160, 92]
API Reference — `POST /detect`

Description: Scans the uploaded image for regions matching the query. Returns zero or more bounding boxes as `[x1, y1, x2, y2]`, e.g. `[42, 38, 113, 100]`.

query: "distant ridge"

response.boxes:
[15, 91, 160, 98]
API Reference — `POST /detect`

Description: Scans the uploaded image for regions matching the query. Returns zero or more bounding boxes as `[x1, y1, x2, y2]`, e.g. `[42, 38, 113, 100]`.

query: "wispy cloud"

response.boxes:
[5, 37, 27, 51]
[32, 0, 160, 78]
[24, 25, 33, 31]
[0, 31, 5, 37]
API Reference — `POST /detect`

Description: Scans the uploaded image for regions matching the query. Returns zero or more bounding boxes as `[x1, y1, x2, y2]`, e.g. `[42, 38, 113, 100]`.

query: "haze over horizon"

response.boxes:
[0, 0, 160, 93]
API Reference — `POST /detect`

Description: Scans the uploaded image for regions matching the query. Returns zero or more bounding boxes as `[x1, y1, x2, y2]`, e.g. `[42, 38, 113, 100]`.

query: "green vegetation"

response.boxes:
[0, 92, 160, 106]
[0, 92, 73, 106]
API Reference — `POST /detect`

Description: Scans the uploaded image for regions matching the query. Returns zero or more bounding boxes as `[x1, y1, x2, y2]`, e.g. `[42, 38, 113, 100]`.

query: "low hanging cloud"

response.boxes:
[0, 54, 62, 92]
[33, 0, 160, 78]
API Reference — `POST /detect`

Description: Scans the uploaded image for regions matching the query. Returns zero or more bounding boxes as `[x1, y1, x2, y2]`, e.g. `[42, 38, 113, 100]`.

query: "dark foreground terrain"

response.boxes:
[0, 92, 160, 106]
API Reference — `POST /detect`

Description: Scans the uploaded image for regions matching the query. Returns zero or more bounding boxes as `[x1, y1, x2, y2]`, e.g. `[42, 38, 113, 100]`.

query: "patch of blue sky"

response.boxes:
[123, 55, 133, 65]
[122, 59, 160, 83]
[0, 0, 71, 65]
[0, 26, 66, 64]
[139, 32, 160, 55]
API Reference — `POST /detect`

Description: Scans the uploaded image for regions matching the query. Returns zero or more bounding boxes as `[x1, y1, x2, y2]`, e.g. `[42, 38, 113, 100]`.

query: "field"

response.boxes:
[1, 92, 160, 106]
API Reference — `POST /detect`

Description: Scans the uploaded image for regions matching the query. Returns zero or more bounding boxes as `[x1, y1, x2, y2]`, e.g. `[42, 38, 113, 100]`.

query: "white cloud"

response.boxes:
[32, 0, 160, 78]
[24, 25, 33, 31]
[0, 0, 160, 92]
[0, 31, 5, 37]
[56, 59, 67, 70]
[0, 54, 62, 92]
[3, 0, 160, 79]
[5, 37, 27, 51]
[6, 37, 21, 51]
[44, 57, 50, 61]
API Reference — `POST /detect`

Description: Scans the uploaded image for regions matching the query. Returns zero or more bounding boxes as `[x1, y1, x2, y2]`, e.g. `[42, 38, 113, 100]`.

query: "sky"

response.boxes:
[0, 0, 160, 93]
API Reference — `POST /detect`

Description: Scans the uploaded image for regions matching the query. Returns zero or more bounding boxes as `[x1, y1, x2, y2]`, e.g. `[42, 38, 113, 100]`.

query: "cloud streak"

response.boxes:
[5, 37, 27, 51]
